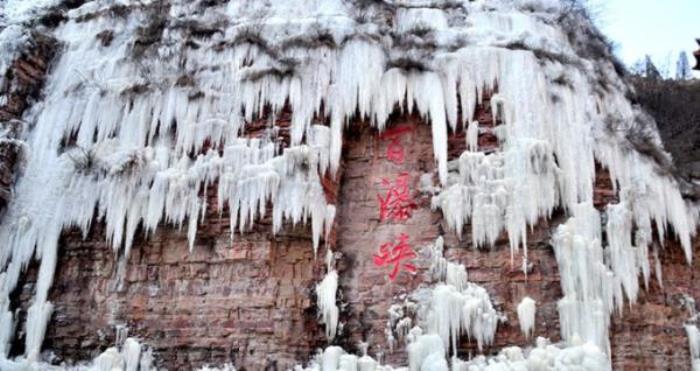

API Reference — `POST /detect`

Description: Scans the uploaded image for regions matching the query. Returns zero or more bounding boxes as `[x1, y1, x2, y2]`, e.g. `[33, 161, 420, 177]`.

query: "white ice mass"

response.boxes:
[517, 297, 536, 339]
[0, 0, 698, 369]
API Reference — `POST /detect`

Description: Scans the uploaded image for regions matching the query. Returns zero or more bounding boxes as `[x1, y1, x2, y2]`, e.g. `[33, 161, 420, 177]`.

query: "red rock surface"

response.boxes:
[15, 219, 329, 370]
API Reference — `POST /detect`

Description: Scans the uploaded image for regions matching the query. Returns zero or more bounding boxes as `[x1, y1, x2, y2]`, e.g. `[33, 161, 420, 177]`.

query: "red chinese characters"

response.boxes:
[380, 125, 413, 165]
[374, 125, 418, 281]
[373, 233, 417, 281]
[377, 172, 417, 222]
[386, 138, 405, 165]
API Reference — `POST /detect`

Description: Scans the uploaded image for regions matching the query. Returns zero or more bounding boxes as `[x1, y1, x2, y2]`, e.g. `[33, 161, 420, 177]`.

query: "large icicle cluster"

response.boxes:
[552, 197, 687, 353]
[424, 237, 499, 353]
[432, 139, 559, 258]
[422, 0, 699, 269]
[396, 237, 500, 367]
[0, 0, 698, 367]
[552, 203, 614, 353]
[296, 237, 610, 371]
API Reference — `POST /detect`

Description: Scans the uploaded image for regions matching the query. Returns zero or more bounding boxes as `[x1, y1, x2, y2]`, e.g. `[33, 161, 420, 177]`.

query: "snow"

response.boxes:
[0, 0, 697, 368]
[517, 297, 537, 339]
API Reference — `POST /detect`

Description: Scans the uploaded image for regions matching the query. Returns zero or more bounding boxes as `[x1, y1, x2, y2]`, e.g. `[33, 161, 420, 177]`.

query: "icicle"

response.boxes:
[407, 330, 445, 371]
[425, 237, 500, 353]
[123, 338, 142, 371]
[466, 121, 479, 152]
[687, 325, 700, 371]
[653, 247, 664, 289]
[316, 269, 340, 340]
[338, 354, 358, 371]
[552, 202, 623, 353]
[516, 297, 536, 339]
[322, 346, 345, 371]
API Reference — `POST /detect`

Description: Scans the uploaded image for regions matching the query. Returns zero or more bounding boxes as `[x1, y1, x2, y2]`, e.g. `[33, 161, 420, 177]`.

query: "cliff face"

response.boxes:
[10, 112, 699, 370]
[1, 0, 700, 370]
[17, 223, 328, 370]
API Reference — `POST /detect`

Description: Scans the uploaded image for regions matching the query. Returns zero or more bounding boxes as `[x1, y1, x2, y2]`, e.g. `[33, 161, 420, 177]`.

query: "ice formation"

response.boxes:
[552, 203, 613, 353]
[425, 237, 500, 353]
[465, 121, 479, 153]
[386, 303, 415, 351]
[294, 346, 386, 371]
[298, 243, 611, 371]
[551, 199, 683, 353]
[301, 335, 610, 371]
[451, 336, 610, 371]
[688, 325, 700, 371]
[429, 237, 468, 290]
[517, 297, 537, 339]
[0, 25, 28, 105]
[316, 250, 340, 340]
[0, 0, 697, 368]
[0, 336, 155, 371]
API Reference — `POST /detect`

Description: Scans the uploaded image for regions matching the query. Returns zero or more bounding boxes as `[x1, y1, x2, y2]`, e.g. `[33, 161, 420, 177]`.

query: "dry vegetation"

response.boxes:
[632, 77, 700, 192]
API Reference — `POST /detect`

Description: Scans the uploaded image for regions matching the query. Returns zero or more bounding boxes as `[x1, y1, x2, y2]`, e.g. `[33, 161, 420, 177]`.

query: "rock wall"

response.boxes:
[9, 95, 699, 370]
[15, 214, 329, 370]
